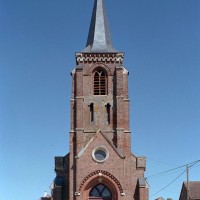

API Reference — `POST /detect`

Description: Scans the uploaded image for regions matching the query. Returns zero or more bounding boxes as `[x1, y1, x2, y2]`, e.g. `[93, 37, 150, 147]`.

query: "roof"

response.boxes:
[184, 181, 200, 199]
[82, 0, 118, 53]
[138, 177, 147, 187]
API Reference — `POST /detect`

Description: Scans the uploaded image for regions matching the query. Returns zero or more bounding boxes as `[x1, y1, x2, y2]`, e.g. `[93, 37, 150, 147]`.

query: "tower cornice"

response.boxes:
[76, 52, 124, 64]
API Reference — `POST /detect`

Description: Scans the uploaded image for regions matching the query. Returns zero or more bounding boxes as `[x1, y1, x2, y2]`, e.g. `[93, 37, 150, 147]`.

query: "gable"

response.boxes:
[76, 130, 125, 161]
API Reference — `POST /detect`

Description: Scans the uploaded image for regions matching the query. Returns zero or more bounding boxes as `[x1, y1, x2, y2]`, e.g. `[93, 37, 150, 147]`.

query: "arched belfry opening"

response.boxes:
[93, 68, 107, 95]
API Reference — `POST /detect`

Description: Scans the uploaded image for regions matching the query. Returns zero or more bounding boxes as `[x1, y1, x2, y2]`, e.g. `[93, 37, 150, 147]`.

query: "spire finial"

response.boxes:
[82, 0, 117, 53]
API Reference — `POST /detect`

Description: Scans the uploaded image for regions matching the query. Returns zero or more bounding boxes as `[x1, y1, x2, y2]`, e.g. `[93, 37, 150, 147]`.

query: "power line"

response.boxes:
[134, 151, 179, 167]
[188, 160, 200, 168]
[149, 160, 200, 197]
[147, 160, 200, 179]
[150, 169, 186, 197]
[189, 162, 200, 170]
[147, 156, 179, 167]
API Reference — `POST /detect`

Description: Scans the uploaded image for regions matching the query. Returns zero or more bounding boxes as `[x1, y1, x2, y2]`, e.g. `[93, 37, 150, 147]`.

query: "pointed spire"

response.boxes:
[82, 0, 117, 53]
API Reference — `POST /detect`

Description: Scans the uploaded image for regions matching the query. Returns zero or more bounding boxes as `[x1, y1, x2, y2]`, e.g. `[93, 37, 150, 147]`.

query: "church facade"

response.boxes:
[41, 0, 149, 200]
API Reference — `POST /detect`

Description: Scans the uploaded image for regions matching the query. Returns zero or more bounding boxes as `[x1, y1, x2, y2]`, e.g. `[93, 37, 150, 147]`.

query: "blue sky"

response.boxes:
[0, 0, 200, 200]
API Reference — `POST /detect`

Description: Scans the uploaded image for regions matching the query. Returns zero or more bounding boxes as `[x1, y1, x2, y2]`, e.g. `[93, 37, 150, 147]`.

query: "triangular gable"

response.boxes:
[76, 129, 125, 159]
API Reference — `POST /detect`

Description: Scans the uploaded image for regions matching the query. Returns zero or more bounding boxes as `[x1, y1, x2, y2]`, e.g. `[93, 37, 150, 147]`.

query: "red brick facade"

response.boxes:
[48, 52, 149, 200]
[41, 1, 149, 200]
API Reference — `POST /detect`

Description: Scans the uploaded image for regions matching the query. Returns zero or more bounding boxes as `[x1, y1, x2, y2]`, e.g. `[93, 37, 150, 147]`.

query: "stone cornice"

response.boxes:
[75, 53, 124, 64]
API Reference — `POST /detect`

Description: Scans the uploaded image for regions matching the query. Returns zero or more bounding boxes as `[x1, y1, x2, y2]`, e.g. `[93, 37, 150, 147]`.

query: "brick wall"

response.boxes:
[47, 53, 148, 200]
[66, 53, 148, 200]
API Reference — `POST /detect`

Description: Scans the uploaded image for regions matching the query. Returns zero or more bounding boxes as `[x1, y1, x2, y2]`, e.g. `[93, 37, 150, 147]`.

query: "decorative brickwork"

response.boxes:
[76, 53, 124, 64]
[79, 170, 124, 193]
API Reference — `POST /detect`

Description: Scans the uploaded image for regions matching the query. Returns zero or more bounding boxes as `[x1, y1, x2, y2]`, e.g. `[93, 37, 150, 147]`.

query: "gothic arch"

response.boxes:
[87, 64, 112, 76]
[79, 170, 123, 200]
[93, 68, 107, 95]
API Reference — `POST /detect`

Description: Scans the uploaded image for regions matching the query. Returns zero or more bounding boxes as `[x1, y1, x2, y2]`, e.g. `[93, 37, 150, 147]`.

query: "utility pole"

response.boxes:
[186, 165, 190, 200]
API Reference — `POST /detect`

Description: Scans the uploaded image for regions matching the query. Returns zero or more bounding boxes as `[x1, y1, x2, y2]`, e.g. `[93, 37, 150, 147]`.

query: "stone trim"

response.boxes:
[76, 53, 124, 64]
[76, 128, 84, 131]
[83, 130, 96, 133]
[75, 130, 125, 159]
[102, 130, 114, 133]
[86, 63, 112, 76]
[78, 170, 124, 193]
[116, 128, 124, 131]
[76, 96, 84, 99]
[124, 130, 131, 133]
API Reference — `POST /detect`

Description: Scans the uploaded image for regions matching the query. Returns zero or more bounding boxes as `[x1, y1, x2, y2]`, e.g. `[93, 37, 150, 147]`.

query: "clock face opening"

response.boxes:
[92, 147, 109, 163]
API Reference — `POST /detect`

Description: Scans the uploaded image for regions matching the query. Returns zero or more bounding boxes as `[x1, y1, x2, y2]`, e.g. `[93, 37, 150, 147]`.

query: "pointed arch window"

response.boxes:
[94, 69, 107, 95]
[89, 184, 112, 198]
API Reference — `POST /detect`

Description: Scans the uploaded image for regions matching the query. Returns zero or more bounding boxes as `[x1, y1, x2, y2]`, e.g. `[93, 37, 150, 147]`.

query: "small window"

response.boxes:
[94, 69, 107, 95]
[106, 103, 111, 125]
[89, 103, 94, 123]
[92, 147, 109, 163]
[94, 149, 107, 161]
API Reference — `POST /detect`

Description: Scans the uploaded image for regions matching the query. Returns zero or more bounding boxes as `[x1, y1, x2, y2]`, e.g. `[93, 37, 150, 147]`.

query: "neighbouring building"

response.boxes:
[179, 181, 200, 200]
[40, 0, 149, 199]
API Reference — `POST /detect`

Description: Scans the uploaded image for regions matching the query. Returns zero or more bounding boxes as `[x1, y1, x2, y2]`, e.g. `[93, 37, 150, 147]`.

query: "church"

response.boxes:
[40, 0, 149, 199]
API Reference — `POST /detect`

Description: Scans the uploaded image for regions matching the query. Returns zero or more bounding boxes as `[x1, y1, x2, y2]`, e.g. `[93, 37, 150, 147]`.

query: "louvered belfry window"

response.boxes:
[94, 69, 107, 95]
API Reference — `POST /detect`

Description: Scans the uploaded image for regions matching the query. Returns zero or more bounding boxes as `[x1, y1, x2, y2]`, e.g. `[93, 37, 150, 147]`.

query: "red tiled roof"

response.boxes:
[184, 181, 200, 200]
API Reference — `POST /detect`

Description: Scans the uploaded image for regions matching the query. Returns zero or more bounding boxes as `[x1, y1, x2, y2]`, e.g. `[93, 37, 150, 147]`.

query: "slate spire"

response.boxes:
[82, 0, 117, 53]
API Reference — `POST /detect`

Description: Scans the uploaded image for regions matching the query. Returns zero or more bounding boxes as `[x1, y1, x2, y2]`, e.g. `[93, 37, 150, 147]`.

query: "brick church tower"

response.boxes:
[41, 0, 149, 200]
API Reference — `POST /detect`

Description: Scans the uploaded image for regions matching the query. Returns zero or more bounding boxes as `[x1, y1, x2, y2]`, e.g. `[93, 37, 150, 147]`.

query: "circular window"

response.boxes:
[92, 148, 109, 163]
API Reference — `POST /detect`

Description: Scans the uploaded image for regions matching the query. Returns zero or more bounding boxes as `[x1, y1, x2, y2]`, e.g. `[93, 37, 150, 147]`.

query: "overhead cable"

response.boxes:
[147, 159, 200, 179]
[149, 169, 186, 197]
